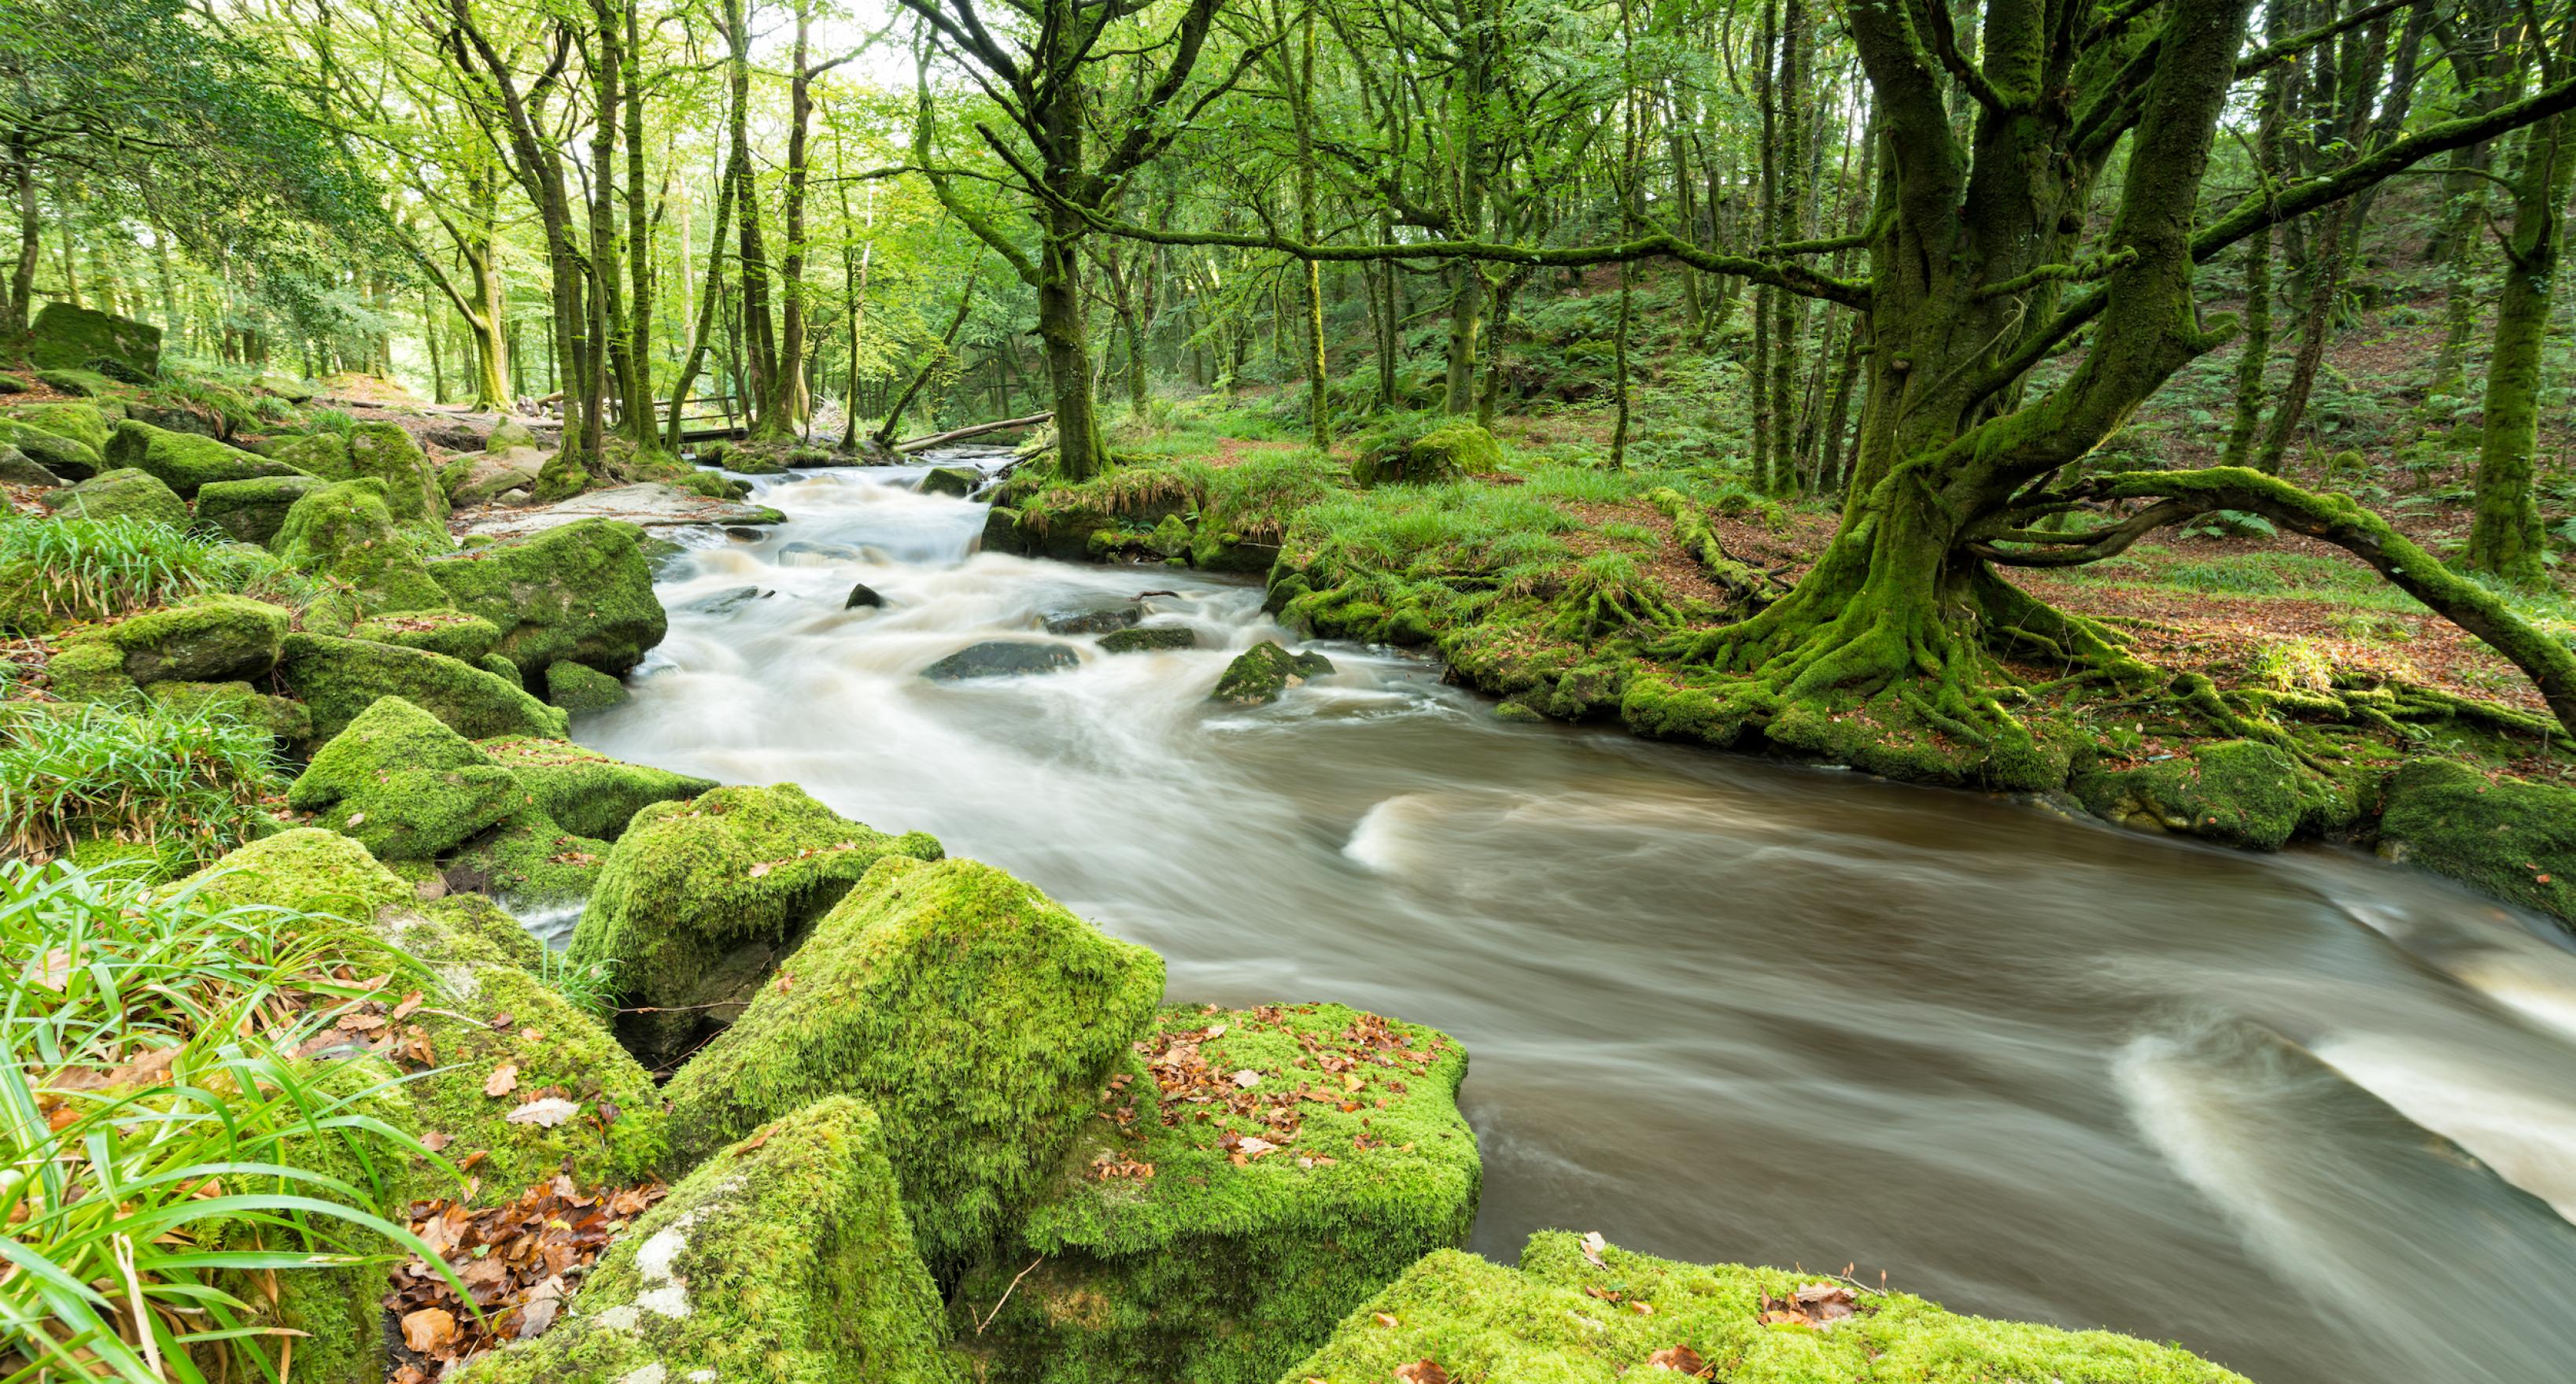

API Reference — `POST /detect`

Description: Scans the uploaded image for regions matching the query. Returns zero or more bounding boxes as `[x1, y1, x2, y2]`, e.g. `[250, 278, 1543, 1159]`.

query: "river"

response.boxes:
[571, 455, 2576, 1384]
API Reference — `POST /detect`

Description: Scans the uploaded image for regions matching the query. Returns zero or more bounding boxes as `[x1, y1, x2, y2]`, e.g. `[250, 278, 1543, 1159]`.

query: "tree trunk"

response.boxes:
[2467, 109, 2574, 587]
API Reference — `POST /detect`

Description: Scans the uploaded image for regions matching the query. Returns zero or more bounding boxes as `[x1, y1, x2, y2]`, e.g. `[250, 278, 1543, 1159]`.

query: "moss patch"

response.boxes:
[271, 478, 450, 610]
[2379, 758, 2576, 925]
[1212, 641, 1336, 705]
[279, 633, 568, 742]
[0, 415, 102, 478]
[287, 696, 526, 860]
[662, 855, 1164, 1275]
[1282, 1233, 2249, 1384]
[41, 467, 186, 528]
[179, 826, 417, 927]
[3, 399, 113, 452]
[104, 419, 301, 497]
[196, 473, 324, 544]
[544, 659, 627, 711]
[452, 1096, 961, 1384]
[25, 302, 161, 377]
[2072, 740, 2307, 851]
[958, 1002, 1478, 1384]
[475, 736, 715, 840]
[140, 678, 312, 741]
[68, 593, 288, 685]
[425, 518, 667, 678]
[446, 810, 610, 910]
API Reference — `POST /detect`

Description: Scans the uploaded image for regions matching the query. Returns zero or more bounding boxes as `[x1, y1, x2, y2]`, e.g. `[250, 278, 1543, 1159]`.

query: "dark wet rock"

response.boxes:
[1098, 626, 1196, 654]
[689, 585, 773, 615]
[1043, 605, 1142, 636]
[725, 526, 768, 541]
[845, 582, 884, 610]
[1212, 640, 1335, 704]
[922, 641, 1079, 681]
[917, 465, 980, 498]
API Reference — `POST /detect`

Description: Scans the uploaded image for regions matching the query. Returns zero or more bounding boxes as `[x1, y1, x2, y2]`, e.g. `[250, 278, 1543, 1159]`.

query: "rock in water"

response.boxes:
[2379, 758, 2576, 925]
[688, 585, 771, 615]
[845, 581, 885, 610]
[777, 539, 865, 566]
[917, 464, 980, 497]
[922, 640, 1079, 681]
[1211, 640, 1335, 704]
[1098, 626, 1196, 654]
[1043, 605, 1142, 635]
[543, 659, 628, 712]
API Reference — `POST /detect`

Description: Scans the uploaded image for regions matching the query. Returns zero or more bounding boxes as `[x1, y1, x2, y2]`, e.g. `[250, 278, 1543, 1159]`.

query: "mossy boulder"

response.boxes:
[35, 367, 123, 397]
[452, 1097, 961, 1384]
[1353, 423, 1497, 488]
[0, 443, 60, 486]
[1147, 512, 1193, 558]
[103, 419, 301, 498]
[958, 1003, 1478, 1384]
[2, 400, 112, 452]
[25, 302, 159, 378]
[1098, 626, 1198, 654]
[40, 467, 186, 530]
[2379, 758, 2576, 925]
[474, 736, 716, 840]
[662, 855, 1165, 1274]
[350, 607, 503, 663]
[918, 464, 979, 497]
[2072, 740, 2305, 851]
[1282, 1234, 2249, 1384]
[279, 632, 569, 742]
[544, 659, 626, 711]
[570, 784, 944, 1065]
[286, 696, 525, 860]
[181, 826, 415, 923]
[271, 478, 450, 610]
[1212, 640, 1336, 705]
[445, 810, 610, 911]
[275, 423, 447, 530]
[140, 678, 311, 741]
[194, 473, 324, 544]
[0, 416, 101, 479]
[38, 640, 135, 702]
[70, 593, 288, 685]
[426, 518, 667, 678]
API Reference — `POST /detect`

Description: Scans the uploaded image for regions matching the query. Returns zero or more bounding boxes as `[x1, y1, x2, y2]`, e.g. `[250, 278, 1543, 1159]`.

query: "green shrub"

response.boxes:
[0, 700, 285, 866]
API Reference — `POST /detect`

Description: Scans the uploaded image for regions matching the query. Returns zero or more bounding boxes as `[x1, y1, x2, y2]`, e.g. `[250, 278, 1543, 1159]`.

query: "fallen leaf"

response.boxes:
[1231, 1068, 1262, 1088]
[1644, 1345, 1708, 1374]
[1374, 1312, 1400, 1329]
[421, 1131, 452, 1152]
[33, 948, 71, 990]
[1631, 1301, 1655, 1316]
[1581, 1231, 1609, 1269]
[399, 1308, 457, 1353]
[748, 860, 773, 878]
[484, 1064, 519, 1098]
[1394, 1362, 1451, 1384]
[505, 1098, 581, 1128]
[391, 991, 425, 1020]
[345, 810, 367, 827]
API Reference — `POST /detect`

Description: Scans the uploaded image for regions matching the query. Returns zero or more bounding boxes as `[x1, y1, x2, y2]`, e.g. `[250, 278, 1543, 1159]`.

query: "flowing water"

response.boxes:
[574, 454, 2576, 1384]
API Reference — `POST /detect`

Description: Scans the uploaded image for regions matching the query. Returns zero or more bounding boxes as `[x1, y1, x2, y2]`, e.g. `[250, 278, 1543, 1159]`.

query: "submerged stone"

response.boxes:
[661, 855, 1164, 1275]
[844, 581, 884, 610]
[2379, 758, 2576, 925]
[1210, 640, 1334, 705]
[451, 1097, 958, 1384]
[688, 585, 771, 615]
[1098, 626, 1196, 654]
[922, 640, 1079, 681]
[957, 1003, 1477, 1384]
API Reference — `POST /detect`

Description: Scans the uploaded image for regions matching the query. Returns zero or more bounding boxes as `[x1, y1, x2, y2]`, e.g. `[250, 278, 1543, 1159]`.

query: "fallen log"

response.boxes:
[894, 412, 1053, 453]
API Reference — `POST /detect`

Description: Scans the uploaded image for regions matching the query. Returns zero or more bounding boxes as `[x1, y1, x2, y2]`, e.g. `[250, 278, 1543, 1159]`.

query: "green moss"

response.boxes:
[2073, 740, 2305, 851]
[2379, 758, 2576, 925]
[41, 467, 186, 528]
[1353, 423, 1500, 488]
[68, 592, 288, 685]
[350, 607, 503, 663]
[545, 658, 628, 711]
[102, 419, 301, 498]
[2, 400, 112, 452]
[958, 1003, 1478, 1384]
[1282, 1235, 2249, 1384]
[1212, 641, 1336, 705]
[278, 631, 569, 741]
[277, 423, 446, 530]
[0, 416, 102, 478]
[41, 640, 137, 704]
[194, 473, 324, 544]
[453, 1097, 962, 1384]
[1098, 626, 1197, 654]
[179, 826, 417, 924]
[478, 651, 525, 688]
[25, 302, 161, 377]
[287, 696, 526, 860]
[662, 855, 1164, 1275]
[475, 735, 715, 840]
[141, 679, 311, 742]
[425, 518, 668, 678]
[447, 809, 610, 910]
[570, 784, 943, 1066]
[271, 477, 450, 609]
[920, 464, 980, 496]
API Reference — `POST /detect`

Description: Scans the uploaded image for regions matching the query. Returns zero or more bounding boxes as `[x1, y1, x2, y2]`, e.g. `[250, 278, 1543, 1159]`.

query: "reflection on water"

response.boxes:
[578, 458, 2576, 1384]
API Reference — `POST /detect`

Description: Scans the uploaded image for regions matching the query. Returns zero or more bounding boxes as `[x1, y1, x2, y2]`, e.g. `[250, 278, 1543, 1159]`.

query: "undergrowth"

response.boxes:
[0, 700, 286, 867]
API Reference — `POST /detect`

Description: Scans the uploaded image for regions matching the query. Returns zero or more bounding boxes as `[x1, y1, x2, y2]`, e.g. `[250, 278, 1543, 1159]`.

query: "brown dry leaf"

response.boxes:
[1373, 1312, 1400, 1329]
[1581, 1231, 1609, 1269]
[1631, 1301, 1655, 1316]
[504, 1098, 581, 1128]
[1231, 1068, 1262, 1089]
[33, 948, 72, 991]
[399, 1308, 457, 1353]
[484, 1063, 519, 1098]
[1393, 1361, 1451, 1384]
[1644, 1345, 1709, 1374]
[747, 860, 773, 879]
[390, 991, 425, 1020]
[420, 1131, 452, 1153]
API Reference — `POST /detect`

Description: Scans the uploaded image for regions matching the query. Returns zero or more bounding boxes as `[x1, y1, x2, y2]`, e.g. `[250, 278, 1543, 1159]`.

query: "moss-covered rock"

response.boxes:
[426, 518, 667, 678]
[181, 827, 416, 923]
[958, 1003, 1478, 1384]
[103, 419, 301, 498]
[40, 467, 186, 529]
[194, 473, 324, 544]
[1353, 423, 1497, 488]
[445, 810, 609, 910]
[286, 696, 526, 860]
[276, 423, 447, 530]
[1212, 640, 1336, 705]
[279, 632, 569, 742]
[452, 1097, 961, 1384]
[349, 607, 504, 664]
[2378, 758, 2576, 925]
[271, 478, 451, 609]
[2072, 740, 2305, 851]
[1282, 1233, 2249, 1384]
[2, 399, 112, 452]
[25, 302, 160, 378]
[0, 415, 102, 480]
[544, 659, 626, 711]
[39, 640, 136, 703]
[0, 443, 60, 486]
[68, 593, 289, 685]
[474, 736, 716, 840]
[662, 855, 1164, 1273]
[919, 464, 980, 497]
[140, 678, 312, 741]
[1098, 626, 1198, 654]
[570, 784, 943, 1066]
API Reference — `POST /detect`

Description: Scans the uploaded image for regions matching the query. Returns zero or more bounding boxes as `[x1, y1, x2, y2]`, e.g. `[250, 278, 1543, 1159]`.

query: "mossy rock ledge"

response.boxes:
[195, 472, 325, 544]
[569, 784, 944, 1067]
[279, 631, 569, 742]
[2378, 758, 2576, 925]
[475, 735, 717, 840]
[1281, 1232, 2251, 1384]
[0, 415, 102, 479]
[40, 467, 186, 528]
[661, 854, 1166, 1276]
[25, 302, 161, 378]
[955, 1002, 1479, 1384]
[271, 476, 452, 610]
[2071, 739, 2310, 851]
[453, 1096, 960, 1384]
[104, 418, 302, 497]
[68, 592, 288, 685]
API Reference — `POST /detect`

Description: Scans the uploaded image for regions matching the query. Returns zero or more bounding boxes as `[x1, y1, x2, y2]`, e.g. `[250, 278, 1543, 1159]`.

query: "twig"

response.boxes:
[976, 1254, 1046, 1334]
